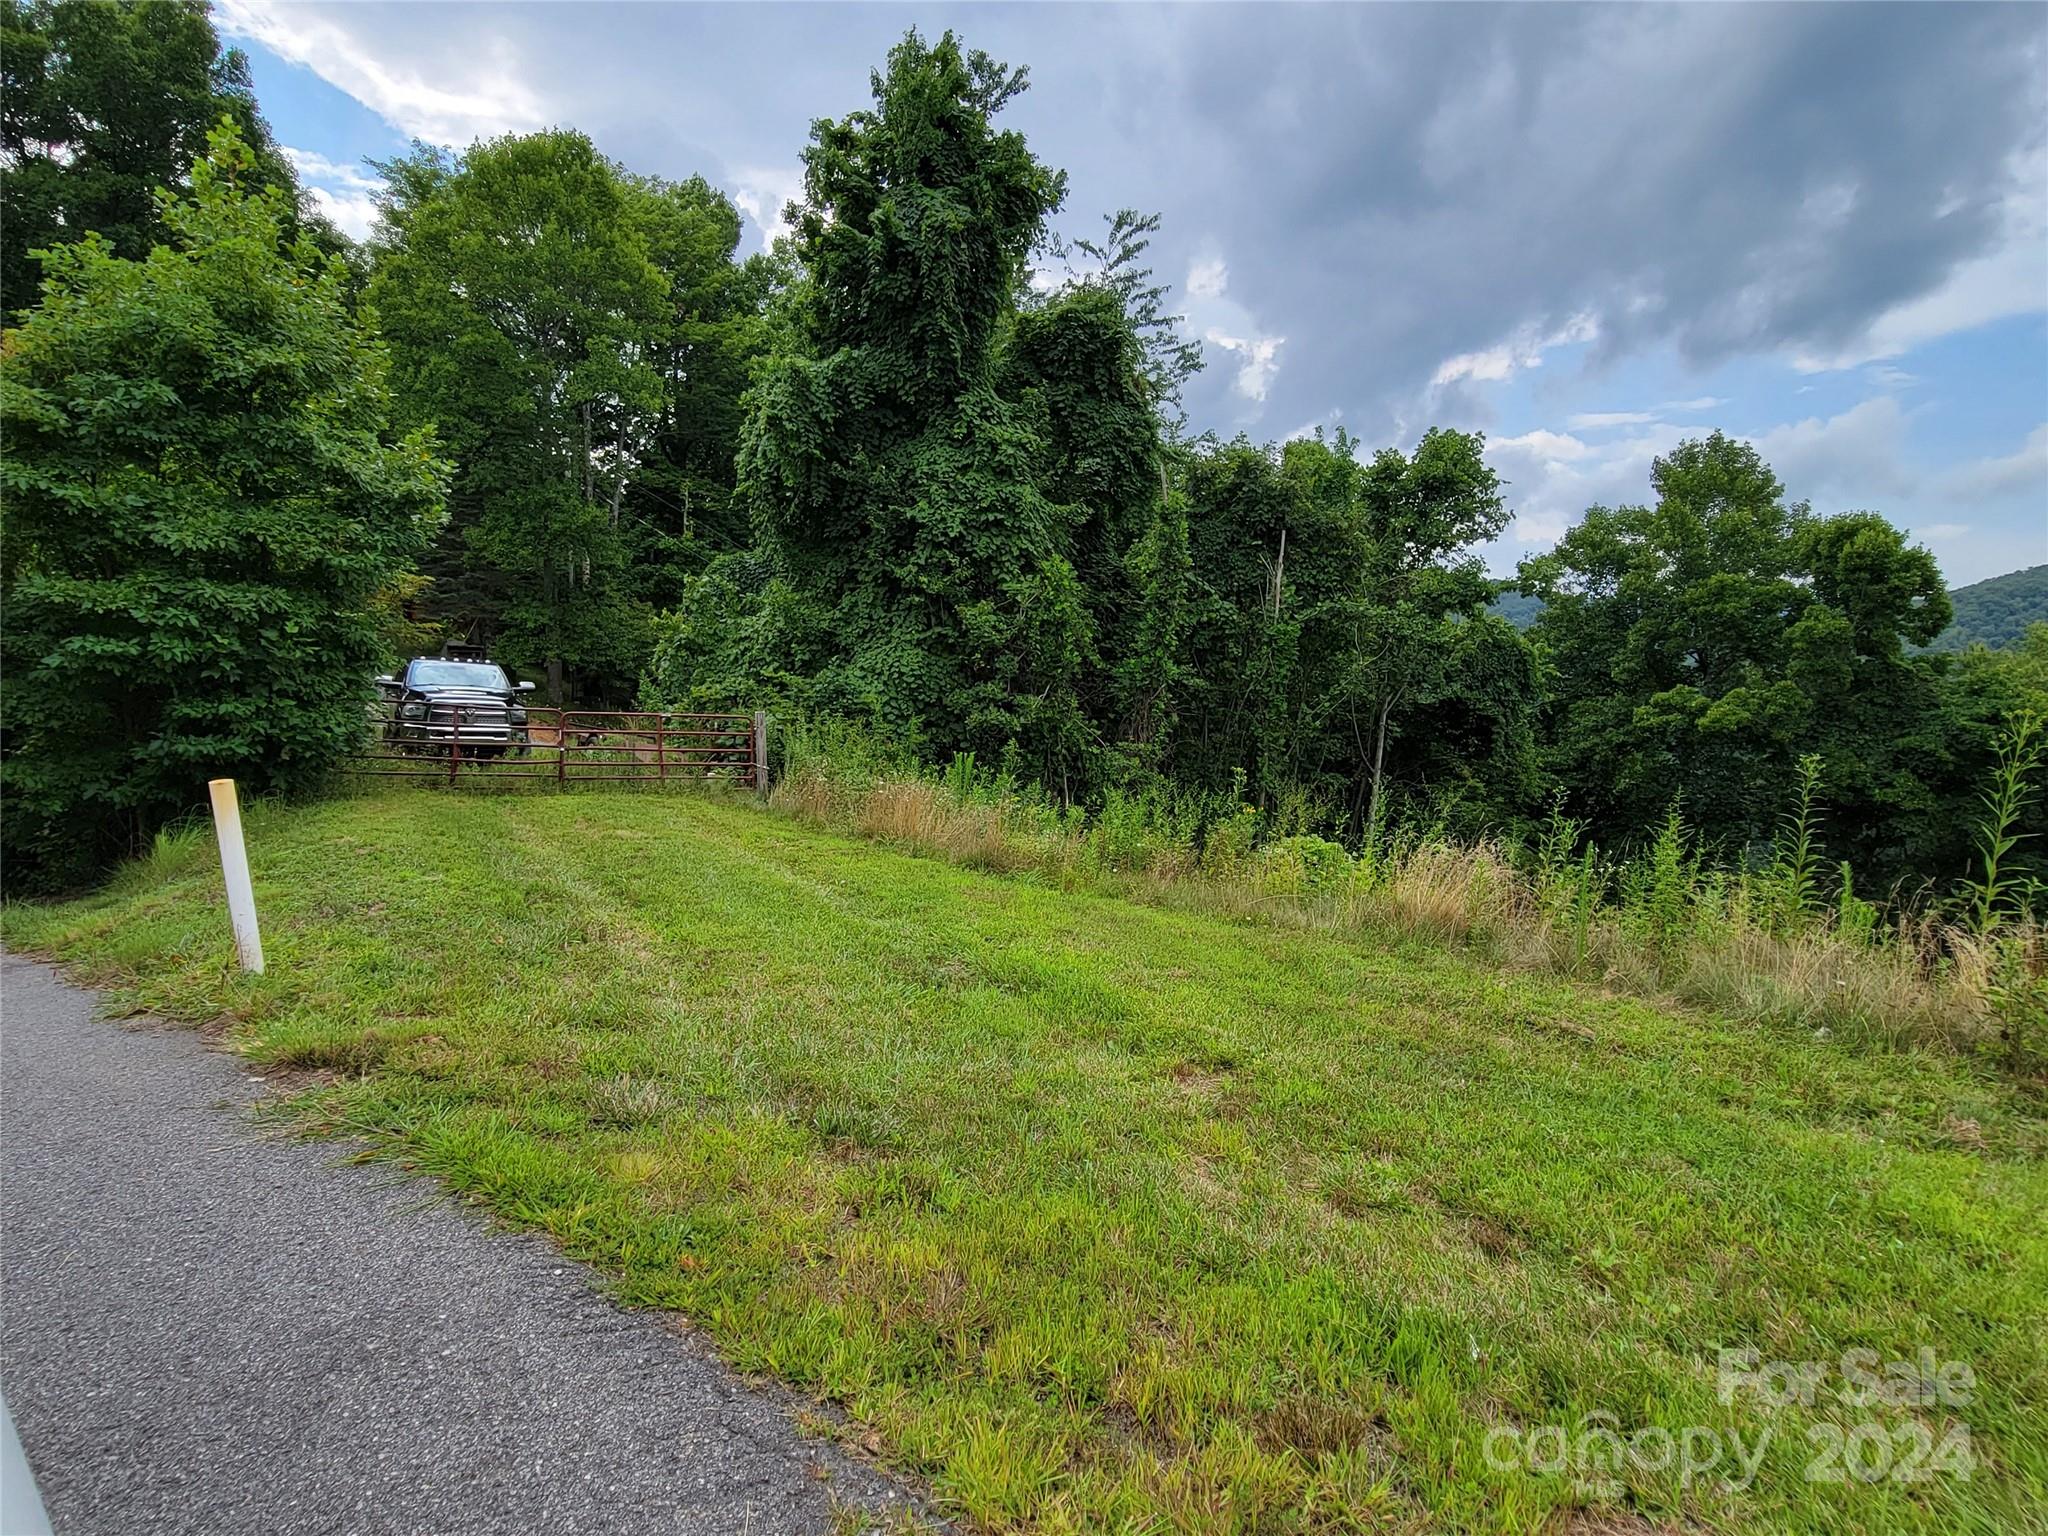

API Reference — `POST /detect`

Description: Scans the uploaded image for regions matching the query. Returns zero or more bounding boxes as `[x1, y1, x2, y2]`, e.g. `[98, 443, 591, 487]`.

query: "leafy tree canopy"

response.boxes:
[1519, 432, 1966, 882]
[0, 125, 445, 889]
[1, 0, 340, 313]
[368, 129, 681, 702]
[727, 30, 1171, 789]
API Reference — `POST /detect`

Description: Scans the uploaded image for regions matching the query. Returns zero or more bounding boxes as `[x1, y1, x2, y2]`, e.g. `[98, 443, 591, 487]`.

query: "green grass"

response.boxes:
[6, 789, 2044, 1534]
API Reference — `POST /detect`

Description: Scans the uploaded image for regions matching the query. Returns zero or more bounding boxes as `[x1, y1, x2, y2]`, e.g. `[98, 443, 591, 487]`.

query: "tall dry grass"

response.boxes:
[771, 740, 2044, 1075]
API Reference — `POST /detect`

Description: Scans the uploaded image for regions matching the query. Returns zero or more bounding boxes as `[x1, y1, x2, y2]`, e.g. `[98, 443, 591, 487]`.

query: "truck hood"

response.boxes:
[416, 686, 514, 703]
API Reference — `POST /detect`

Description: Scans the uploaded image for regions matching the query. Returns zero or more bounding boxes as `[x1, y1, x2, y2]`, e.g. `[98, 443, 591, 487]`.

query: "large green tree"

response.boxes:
[1337, 430, 1520, 835]
[658, 31, 1537, 826]
[728, 29, 1170, 792]
[0, 126, 444, 890]
[1519, 433, 1955, 879]
[616, 173, 777, 611]
[368, 130, 671, 702]
[1170, 429, 1535, 833]
[1, 0, 334, 313]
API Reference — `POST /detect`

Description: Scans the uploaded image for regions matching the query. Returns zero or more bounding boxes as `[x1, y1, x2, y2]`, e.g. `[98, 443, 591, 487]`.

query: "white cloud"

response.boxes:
[1567, 410, 1660, 429]
[1431, 345, 1518, 389]
[1752, 396, 1917, 501]
[1564, 397, 1729, 432]
[1182, 243, 1283, 406]
[302, 185, 380, 242]
[1484, 397, 1927, 565]
[1484, 421, 1688, 551]
[729, 165, 804, 252]
[1207, 330, 1285, 402]
[1187, 255, 1228, 299]
[1429, 312, 1598, 392]
[1915, 522, 1971, 541]
[1938, 423, 2048, 504]
[1492, 429, 1597, 464]
[281, 146, 381, 241]
[216, 0, 546, 144]
[280, 147, 380, 194]
[1284, 409, 1344, 443]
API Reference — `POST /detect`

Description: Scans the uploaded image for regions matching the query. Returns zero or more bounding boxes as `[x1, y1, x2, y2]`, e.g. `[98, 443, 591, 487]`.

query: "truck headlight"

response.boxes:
[507, 707, 528, 725]
[399, 701, 427, 721]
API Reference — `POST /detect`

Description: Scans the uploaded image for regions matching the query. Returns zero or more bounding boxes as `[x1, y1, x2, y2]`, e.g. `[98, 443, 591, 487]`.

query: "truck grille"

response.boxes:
[426, 698, 512, 740]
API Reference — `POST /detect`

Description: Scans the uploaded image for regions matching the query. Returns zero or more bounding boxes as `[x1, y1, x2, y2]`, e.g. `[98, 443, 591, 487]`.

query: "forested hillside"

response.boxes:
[2, 4, 2043, 915]
[1928, 564, 2048, 652]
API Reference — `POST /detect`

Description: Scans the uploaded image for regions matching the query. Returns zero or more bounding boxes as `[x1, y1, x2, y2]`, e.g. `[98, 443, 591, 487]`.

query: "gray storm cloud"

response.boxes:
[229, 1, 2046, 446]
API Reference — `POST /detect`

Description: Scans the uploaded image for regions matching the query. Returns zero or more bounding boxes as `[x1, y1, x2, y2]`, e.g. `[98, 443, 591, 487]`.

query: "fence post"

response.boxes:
[448, 710, 460, 786]
[753, 711, 769, 797]
[557, 712, 568, 789]
[207, 779, 265, 974]
[657, 717, 667, 787]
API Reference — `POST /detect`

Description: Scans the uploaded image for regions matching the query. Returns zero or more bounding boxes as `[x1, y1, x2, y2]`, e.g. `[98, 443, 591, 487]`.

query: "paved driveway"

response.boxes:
[0, 953, 925, 1535]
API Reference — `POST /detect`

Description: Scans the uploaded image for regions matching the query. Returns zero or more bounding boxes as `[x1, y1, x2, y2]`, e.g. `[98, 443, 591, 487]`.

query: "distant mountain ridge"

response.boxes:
[1488, 590, 1545, 630]
[1490, 563, 2046, 651]
[1925, 563, 2047, 652]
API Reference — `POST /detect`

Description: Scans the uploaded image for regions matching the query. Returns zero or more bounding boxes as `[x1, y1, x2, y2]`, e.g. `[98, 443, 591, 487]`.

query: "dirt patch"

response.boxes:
[1254, 1393, 1390, 1459]
[1169, 1059, 1230, 1094]
[251, 1063, 344, 1098]
[1466, 1215, 1525, 1259]
[115, 1006, 240, 1043]
[1942, 1115, 1987, 1151]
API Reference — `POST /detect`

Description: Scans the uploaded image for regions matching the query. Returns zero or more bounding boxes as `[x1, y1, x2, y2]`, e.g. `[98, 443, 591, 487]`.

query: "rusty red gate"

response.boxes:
[347, 704, 768, 790]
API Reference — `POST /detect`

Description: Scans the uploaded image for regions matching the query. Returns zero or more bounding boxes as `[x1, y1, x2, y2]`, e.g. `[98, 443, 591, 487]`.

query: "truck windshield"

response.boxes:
[409, 661, 511, 690]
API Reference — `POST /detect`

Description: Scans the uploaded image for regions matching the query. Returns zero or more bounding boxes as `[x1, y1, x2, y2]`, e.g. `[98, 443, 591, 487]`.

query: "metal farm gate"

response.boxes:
[347, 704, 768, 790]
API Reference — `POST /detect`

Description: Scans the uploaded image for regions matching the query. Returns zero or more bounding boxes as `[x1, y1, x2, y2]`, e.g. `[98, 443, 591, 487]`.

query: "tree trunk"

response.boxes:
[1366, 693, 1394, 844]
[581, 403, 595, 505]
[610, 414, 627, 528]
[540, 551, 564, 706]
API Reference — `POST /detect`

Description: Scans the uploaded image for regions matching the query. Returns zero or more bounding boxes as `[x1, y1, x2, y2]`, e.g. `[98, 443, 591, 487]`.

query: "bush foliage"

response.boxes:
[0, 126, 445, 889]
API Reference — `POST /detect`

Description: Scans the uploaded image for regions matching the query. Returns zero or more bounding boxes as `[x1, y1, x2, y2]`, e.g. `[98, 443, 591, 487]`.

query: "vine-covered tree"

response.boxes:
[1070, 209, 1205, 435]
[0, 126, 445, 890]
[726, 29, 1168, 791]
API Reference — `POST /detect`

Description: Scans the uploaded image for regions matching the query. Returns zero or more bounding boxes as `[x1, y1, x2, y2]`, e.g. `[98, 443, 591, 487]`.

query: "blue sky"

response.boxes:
[224, 2, 2046, 587]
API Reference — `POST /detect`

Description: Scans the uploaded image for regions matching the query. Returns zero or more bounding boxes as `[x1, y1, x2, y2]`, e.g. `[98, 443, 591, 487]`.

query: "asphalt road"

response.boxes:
[0, 953, 927, 1536]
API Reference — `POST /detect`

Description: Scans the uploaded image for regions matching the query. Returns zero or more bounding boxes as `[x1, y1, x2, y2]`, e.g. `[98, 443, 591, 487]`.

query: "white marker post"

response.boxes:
[208, 778, 265, 974]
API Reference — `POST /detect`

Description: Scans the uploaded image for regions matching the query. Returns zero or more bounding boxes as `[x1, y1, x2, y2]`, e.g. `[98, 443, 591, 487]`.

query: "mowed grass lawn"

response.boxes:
[6, 790, 2043, 1534]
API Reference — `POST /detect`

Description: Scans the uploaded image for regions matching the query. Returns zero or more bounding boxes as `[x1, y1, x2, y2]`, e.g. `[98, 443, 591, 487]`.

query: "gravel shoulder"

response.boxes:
[0, 952, 926, 1536]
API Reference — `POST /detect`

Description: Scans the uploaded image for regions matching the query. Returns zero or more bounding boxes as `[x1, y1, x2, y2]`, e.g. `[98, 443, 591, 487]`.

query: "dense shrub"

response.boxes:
[0, 126, 445, 891]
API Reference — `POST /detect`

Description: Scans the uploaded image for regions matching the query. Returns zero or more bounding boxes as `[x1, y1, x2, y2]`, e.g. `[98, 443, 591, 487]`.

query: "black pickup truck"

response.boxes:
[375, 654, 536, 757]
